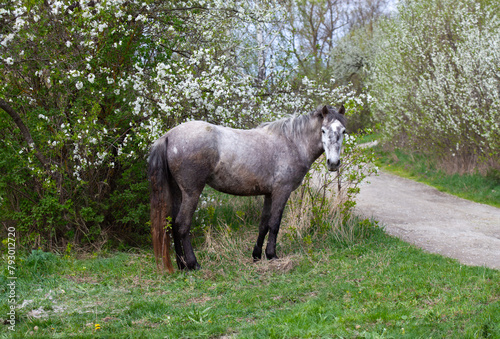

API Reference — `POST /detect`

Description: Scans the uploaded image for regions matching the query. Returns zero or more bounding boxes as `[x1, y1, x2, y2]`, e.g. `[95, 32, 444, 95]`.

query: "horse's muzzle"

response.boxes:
[327, 159, 341, 171]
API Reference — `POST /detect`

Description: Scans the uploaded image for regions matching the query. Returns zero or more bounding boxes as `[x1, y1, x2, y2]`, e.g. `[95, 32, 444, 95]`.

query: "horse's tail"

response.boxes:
[148, 136, 174, 273]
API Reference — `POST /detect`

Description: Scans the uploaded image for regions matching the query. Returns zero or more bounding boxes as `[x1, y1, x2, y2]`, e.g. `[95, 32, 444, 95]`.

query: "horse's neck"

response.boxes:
[290, 129, 323, 169]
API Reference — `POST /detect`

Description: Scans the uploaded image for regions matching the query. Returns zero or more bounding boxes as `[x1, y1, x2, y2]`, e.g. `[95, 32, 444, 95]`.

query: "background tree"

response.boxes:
[283, 0, 345, 83]
[368, 0, 500, 173]
[275, 0, 389, 132]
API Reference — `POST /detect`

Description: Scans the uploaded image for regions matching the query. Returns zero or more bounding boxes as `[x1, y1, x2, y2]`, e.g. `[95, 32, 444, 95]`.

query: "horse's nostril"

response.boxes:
[328, 159, 340, 169]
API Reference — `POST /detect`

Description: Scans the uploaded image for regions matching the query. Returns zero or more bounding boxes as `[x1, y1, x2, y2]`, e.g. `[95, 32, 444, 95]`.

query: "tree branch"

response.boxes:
[0, 98, 51, 170]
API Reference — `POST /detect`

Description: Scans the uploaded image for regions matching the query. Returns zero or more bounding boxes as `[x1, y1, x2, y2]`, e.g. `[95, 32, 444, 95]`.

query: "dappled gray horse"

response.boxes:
[149, 105, 346, 272]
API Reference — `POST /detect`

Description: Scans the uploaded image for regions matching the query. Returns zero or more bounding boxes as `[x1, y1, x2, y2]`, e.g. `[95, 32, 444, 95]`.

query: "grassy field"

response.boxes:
[2, 189, 499, 338]
[373, 147, 500, 208]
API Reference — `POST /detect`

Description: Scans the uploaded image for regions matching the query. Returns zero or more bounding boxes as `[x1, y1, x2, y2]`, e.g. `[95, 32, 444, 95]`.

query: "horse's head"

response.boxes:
[320, 105, 346, 171]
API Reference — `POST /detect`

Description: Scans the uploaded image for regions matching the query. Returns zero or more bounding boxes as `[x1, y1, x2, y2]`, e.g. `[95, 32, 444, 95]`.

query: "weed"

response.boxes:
[186, 306, 213, 324]
[22, 249, 61, 278]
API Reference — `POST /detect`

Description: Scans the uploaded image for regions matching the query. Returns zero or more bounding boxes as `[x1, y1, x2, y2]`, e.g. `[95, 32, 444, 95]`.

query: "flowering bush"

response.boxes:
[0, 0, 366, 249]
[369, 0, 499, 172]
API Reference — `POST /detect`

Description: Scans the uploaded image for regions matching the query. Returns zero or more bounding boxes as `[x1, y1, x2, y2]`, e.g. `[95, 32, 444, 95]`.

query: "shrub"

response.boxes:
[369, 0, 500, 173]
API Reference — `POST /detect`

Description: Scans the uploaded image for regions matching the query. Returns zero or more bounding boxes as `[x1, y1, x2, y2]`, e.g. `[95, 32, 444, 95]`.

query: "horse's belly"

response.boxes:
[207, 164, 273, 196]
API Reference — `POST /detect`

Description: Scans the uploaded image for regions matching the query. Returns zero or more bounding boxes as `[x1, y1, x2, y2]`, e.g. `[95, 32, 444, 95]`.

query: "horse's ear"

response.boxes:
[321, 105, 329, 118]
[338, 105, 345, 115]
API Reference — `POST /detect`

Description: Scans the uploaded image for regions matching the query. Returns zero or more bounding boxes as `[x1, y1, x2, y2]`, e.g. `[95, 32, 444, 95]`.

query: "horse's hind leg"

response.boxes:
[170, 183, 185, 270]
[175, 190, 203, 270]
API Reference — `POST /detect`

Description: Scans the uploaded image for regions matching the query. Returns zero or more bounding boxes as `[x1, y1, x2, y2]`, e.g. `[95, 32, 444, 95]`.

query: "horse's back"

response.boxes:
[164, 121, 285, 195]
[164, 120, 308, 196]
[208, 125, 281, 195]
[164, 121, 220, 188]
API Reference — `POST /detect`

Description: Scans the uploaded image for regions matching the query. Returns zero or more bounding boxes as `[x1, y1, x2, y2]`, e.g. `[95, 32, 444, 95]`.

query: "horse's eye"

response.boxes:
[321, 128, 326, 134]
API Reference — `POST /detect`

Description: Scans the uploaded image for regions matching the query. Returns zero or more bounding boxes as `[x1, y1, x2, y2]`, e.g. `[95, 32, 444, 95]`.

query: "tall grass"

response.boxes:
[280, 177, 376, 255]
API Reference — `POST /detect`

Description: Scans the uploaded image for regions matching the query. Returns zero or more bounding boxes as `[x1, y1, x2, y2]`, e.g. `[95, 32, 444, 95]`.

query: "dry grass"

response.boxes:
[280, 157, 372, 252]
[202, 224, 254, 264]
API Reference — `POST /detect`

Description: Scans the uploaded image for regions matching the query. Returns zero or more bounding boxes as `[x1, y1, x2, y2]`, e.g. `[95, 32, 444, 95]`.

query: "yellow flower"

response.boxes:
[95, 324, 101, 330]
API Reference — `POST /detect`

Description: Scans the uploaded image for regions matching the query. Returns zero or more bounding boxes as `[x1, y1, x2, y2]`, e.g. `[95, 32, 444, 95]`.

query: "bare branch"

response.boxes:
[0, 98, 52, 172]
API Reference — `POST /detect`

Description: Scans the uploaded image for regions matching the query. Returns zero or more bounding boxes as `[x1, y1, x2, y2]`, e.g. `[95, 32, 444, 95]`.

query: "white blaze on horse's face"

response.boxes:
[322, 119, 345, 171]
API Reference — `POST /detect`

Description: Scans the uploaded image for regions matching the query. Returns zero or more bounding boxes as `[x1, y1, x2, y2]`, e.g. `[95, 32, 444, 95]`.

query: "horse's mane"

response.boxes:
[256, 106, 346, 139]
[257, 113, 313, 139]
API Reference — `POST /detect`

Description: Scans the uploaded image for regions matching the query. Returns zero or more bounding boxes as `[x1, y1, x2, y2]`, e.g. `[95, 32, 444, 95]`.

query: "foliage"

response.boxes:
[278, 0, 389, 84]
[330, 26, 377, 132]
[0, 0, 366, 250]
[369, 0, 500, 173]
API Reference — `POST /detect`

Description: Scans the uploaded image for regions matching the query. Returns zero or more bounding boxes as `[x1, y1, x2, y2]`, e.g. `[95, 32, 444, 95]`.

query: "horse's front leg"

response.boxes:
[253, 195, 272, 261]
[175, 192, 202, 270]
[265, 191, 292, 260]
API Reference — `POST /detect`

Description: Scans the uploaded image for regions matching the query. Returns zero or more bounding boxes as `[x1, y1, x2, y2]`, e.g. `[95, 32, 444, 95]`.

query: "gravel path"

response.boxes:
[355, 171, 500, 270]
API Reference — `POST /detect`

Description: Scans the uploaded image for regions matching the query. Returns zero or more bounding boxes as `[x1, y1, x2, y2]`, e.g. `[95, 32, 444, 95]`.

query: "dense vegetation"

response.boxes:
[369, 0, 499, 174]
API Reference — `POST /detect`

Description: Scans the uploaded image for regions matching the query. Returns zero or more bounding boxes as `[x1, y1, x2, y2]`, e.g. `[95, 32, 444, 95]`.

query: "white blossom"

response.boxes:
[369, 0, 499, 164]
[98, 23, 108, 32]
[1, 33, 15, 47]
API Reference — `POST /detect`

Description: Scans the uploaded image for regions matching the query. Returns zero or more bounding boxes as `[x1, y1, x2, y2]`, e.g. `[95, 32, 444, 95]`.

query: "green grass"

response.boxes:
[374, 147, 500, 208]
[2, 185, 499, 338]
[2, 194, 499, 338]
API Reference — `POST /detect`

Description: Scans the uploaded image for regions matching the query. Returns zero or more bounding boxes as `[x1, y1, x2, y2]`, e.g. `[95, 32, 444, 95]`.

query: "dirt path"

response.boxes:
[355, 171, 500, 270]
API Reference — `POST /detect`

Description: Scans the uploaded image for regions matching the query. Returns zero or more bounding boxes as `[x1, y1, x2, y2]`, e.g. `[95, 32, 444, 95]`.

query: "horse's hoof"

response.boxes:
[179, 261, 201, 271]
[266, 254, 279, 261]
[252, 248, 262, 261]
[188, 262, 201, 270]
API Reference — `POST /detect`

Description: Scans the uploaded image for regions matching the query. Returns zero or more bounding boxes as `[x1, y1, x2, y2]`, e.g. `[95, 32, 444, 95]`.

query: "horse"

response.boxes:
[149, 105, 347, 272]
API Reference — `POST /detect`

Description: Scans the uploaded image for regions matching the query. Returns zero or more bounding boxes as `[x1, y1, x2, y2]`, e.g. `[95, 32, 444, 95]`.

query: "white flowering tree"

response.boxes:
[369, 0, 500, 172]
[0, 0, 365, 249]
